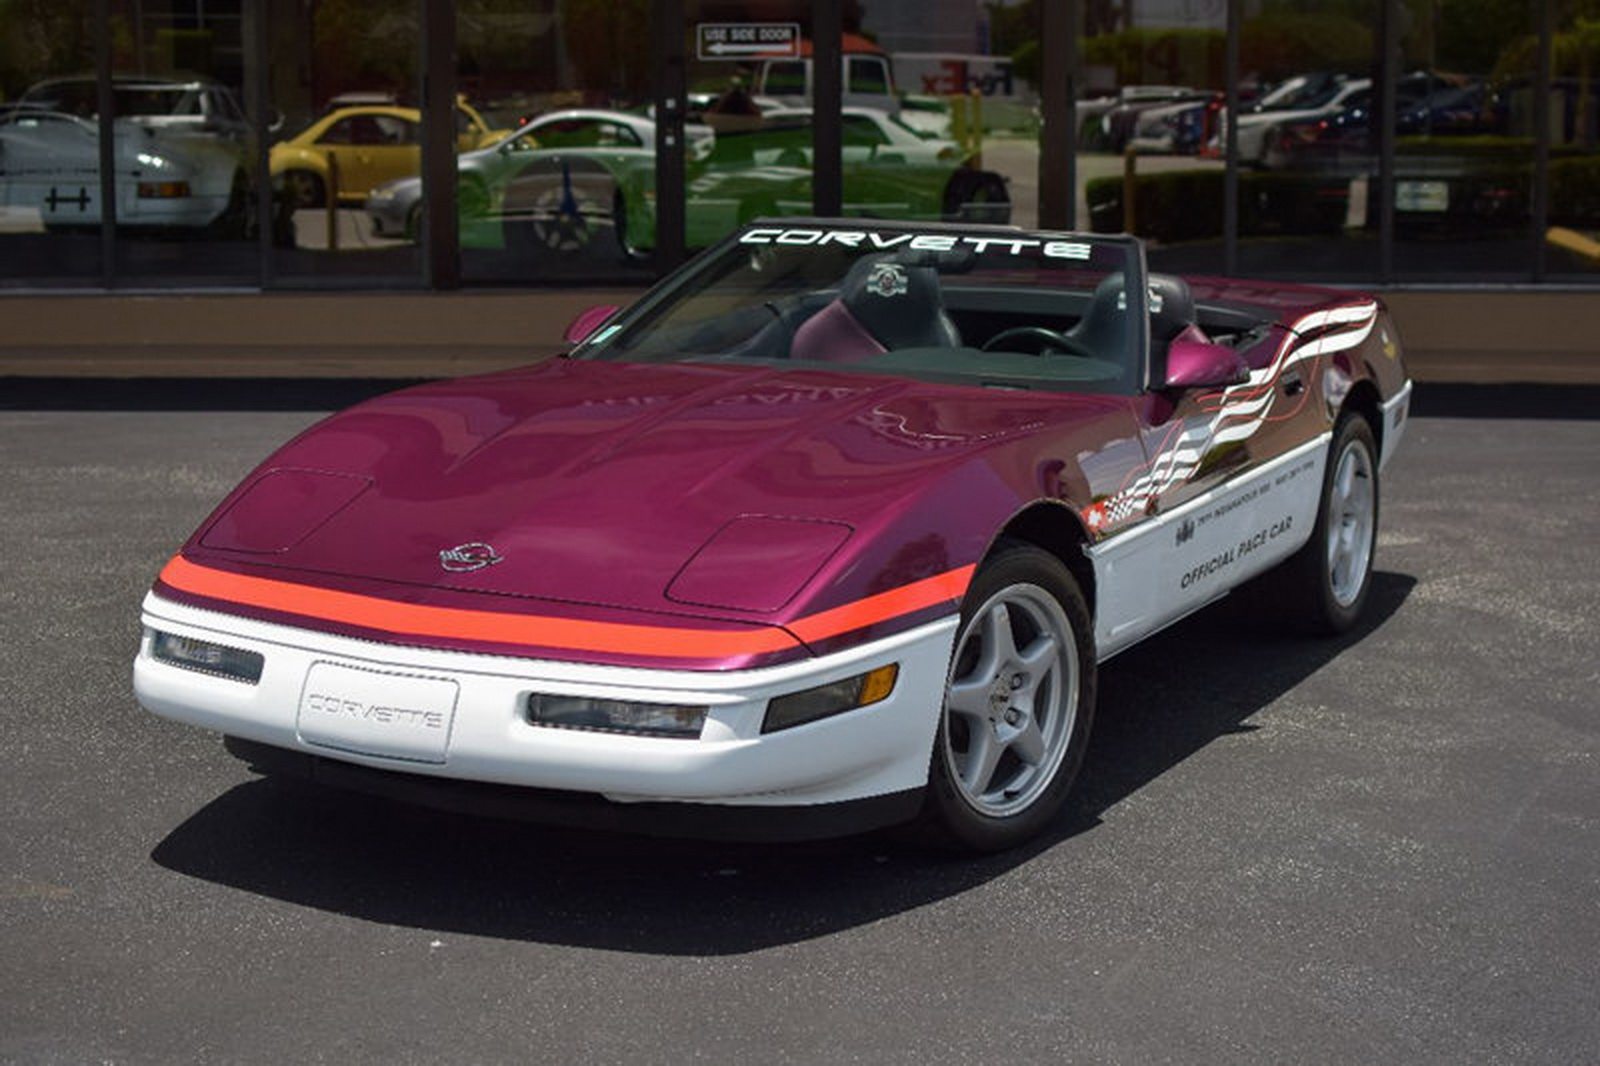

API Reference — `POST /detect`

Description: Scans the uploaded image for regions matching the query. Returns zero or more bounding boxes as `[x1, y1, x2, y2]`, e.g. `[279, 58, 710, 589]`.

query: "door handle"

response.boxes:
[1282, 370, 1304, 397]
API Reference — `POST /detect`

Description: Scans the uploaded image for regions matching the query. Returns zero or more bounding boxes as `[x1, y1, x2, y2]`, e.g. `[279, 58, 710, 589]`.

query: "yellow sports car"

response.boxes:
[270, 101, 508, 206]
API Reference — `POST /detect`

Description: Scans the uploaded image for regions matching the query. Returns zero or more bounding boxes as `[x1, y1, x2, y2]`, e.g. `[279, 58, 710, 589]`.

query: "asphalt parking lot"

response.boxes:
[1, 383, 1596, 1064]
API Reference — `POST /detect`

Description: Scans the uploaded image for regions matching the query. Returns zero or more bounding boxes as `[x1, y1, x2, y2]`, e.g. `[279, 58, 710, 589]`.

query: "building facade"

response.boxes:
[1, 0, 1592, 293]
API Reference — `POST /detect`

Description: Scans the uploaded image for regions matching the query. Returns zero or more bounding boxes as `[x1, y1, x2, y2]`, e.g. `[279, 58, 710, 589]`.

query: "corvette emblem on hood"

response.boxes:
[438, 542, 504, 573]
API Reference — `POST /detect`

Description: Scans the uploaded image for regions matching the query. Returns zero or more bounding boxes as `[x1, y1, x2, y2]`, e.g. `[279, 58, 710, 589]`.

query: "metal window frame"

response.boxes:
[653, 0, 687, 271]
[811, 0, 843, 218]
[420, 0, 459, 290]
[1038, 0, 1075, 229]
[1533, 0, 1553, 281]
[95, 0, 115, 287]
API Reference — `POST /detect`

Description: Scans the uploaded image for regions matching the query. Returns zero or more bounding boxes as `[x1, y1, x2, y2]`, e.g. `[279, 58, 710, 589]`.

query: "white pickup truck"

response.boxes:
[754, 51, 901, 114]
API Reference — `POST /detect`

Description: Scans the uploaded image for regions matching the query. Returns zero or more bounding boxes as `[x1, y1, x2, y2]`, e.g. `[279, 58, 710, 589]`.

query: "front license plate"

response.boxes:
[1395, 180, 1449, 212]
[296, 662, 459, 764]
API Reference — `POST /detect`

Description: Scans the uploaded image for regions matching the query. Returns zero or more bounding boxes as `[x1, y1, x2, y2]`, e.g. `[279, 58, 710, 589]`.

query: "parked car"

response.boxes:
[1267, 80, 1509, 170]
[1077, 85, 1204, 151]
[365, 108, 714, 243]
[1214, 73, 1372, 166]
[1, 76, 252, 234]
[271, 100, 508, 206]
[134, 220, 1412, 851]
[755, 107, 1010, 222]
[1129, 92, 1225, 154]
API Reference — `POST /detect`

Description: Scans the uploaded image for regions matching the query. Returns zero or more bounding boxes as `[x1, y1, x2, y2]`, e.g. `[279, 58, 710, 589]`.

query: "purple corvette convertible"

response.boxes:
[134, 221, 1412, 851]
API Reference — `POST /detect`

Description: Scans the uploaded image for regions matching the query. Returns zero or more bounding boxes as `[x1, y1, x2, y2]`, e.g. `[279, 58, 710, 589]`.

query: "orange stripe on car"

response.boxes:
[786, 565, 976, 645]
[156, 555, 972, 660]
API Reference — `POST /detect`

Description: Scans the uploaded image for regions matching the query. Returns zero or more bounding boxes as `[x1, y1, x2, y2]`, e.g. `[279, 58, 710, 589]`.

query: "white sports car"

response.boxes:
[0, 79, 246, 232]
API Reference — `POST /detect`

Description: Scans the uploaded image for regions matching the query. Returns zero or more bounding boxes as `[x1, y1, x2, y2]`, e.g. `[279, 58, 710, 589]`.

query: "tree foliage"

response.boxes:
[1242, 12, 1374, 80]
[559, 0, 650, 102]
[0, 0, 130, 100]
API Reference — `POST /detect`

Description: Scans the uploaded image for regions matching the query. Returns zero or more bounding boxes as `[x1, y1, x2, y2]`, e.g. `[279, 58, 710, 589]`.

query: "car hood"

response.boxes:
[187, 358, 1107, 623]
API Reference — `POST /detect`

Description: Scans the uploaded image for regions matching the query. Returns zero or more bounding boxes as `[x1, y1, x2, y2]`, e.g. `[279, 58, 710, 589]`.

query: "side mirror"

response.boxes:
[1164, 334, 1249, 390]
[564, 304, 621, 345]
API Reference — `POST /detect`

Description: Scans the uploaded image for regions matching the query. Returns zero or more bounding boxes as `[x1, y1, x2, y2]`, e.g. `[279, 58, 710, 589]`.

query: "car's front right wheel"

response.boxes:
[913, 541, 1096, 852]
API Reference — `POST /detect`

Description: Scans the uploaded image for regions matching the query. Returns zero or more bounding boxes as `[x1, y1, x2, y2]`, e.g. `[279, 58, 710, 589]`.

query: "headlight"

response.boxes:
[526, 694, 707, 739]
[762, 664, 898, 734]
[149, 630, 264, 684]
[369, 185, 397, 202]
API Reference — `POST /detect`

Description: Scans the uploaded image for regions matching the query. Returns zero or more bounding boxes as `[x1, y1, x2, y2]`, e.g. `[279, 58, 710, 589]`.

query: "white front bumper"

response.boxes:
[134, 593, 957, 808]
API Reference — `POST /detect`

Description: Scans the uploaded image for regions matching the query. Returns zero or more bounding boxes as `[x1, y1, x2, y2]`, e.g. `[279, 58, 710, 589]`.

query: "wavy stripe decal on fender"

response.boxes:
[1083, 301, 1377, 534]
[156, 555, 974, 661]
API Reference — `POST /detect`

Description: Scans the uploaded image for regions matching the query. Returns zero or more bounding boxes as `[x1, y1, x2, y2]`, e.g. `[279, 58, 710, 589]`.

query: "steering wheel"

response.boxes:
[980, 326, 1095, 358]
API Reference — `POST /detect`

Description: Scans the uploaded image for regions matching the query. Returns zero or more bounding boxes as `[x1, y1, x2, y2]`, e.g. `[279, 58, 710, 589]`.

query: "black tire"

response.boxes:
[1273, 415, 1380, 634]
[942, 169, 1010, 224]
[282, 169, 325, 209]
[911, 541, 1096, 852]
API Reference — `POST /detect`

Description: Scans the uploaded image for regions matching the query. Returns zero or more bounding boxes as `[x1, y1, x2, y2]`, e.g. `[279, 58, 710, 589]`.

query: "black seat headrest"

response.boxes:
[837, 254, 962, 350]
[1066, 272, 1200, 386]
[1147, 273, 1196, 346]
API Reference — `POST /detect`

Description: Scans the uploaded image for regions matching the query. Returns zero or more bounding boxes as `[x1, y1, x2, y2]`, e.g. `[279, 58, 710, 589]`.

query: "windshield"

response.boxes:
[22, 81, 197, 118]
[577, 224, 1148, 394]
[1257, 74, 1349, 112]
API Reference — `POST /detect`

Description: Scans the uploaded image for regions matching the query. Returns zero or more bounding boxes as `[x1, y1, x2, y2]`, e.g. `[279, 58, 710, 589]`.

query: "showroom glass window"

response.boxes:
[1389, 0, 1539, 279]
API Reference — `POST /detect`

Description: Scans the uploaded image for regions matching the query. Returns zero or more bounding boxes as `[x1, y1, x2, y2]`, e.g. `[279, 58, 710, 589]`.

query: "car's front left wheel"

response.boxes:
[913, 541, 1096, 852]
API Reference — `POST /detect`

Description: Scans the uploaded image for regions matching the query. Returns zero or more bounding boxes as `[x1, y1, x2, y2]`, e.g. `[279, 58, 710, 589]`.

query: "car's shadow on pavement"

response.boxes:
[150, 571, 1415, 955]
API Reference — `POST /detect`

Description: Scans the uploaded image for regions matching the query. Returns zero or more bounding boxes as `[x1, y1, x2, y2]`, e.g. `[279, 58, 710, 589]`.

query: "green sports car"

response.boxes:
[365, 106, 1010, 258]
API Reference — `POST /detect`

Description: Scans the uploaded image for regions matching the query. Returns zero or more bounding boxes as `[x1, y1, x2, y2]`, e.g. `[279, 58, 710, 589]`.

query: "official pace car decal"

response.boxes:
[1082, 301, 1379, 536]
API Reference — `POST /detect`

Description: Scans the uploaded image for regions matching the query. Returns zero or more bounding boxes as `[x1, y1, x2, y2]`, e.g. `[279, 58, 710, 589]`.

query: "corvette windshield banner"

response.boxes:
[738, 227, 1095, 260]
